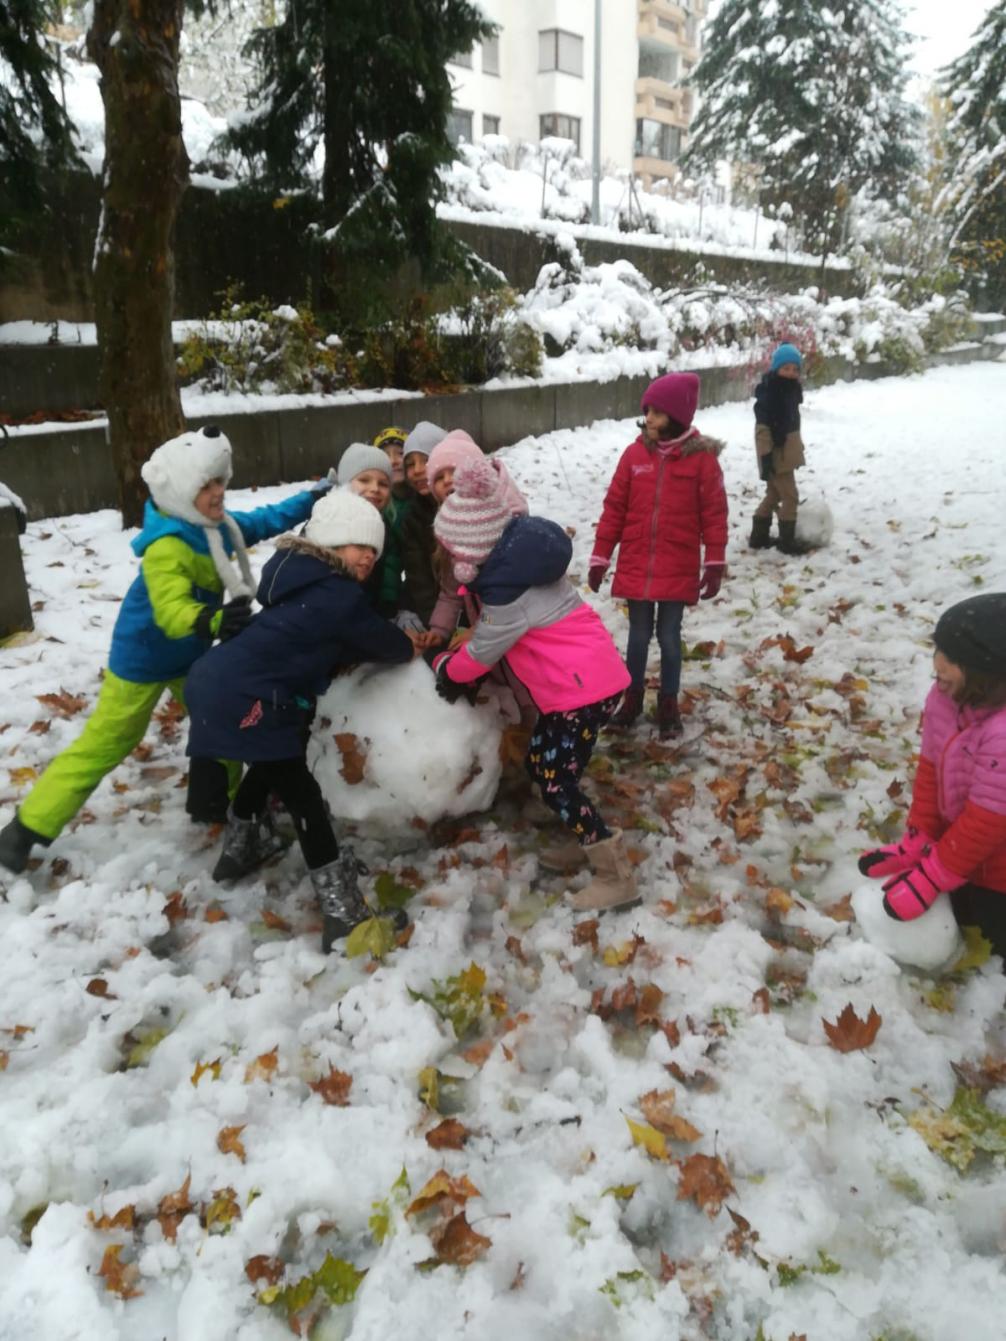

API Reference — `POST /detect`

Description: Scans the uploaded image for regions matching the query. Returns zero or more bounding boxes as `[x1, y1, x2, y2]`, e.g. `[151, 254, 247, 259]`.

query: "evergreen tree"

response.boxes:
[938, 2, 1006, 304]
[229, 0, 495, 313]
[0, 1, 79, 247]
[684, 1, 919, 258]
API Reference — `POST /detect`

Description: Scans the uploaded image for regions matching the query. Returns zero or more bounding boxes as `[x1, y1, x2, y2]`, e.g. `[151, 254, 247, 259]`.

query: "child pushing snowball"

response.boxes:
[336, 443, 403, 618]
[750, 342, 809, 555]
[429, 456, 636, 912]
[589, 372, 728, 738]
[372, 425, 408, 500]
[185, 489, 420, 952]
[0, 426, 324, 877]
[397, 420, 449, 630]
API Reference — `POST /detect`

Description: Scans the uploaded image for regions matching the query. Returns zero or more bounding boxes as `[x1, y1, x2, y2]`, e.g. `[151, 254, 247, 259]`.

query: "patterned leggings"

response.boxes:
[524, 694, 620, 844]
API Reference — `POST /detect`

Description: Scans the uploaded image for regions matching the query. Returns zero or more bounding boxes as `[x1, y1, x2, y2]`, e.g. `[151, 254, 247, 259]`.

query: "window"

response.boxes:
[447, 108, 474, 145]
[449, 48, 473, 68]
[482, 34, 500, 76]
[685, 15, 699, 44]
[657, 15, 678, 32]
[635, 118, 682, 162]
[639, 47, 679, 82]
[483, 113, 500, 136]
[540, 113, 581, 152]
[655, 96, 674, 112]
[538, 29, 583, 76]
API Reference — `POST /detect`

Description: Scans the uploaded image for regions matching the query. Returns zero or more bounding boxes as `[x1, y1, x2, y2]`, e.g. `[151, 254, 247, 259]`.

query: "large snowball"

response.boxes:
[796, 497, 834, 549]
[308, 660, 505, 825]
[851, 883, 963, 973]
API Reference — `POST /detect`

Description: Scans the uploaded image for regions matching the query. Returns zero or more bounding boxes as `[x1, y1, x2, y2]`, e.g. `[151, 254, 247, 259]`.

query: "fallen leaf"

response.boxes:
[636, 983, 664, 1028]
[157, 1174, 193, 1242]
[676, 1153, 735, 1216]
[823, 1003, 882, 1053]
[246, 1254, 285, 1286]
[572, 919, 599, 951]
[97, 1243, 142, 1299]
[28, 719, 51, 735]
[245, 1046, 279, 1084]
[949, 1056, 1006, 1095]
[426, 1118, 469, 1150]
[625, 1115, 670, 1161]
[406, 1171, 481, 1217]
[752, 988, 771, 1014]
[602, 934, 643, 967]
[85, 977, 116, 999]
[8, 766, 38, 787]
[334, 732, 367, 785]
[461, 1037, 493, 1067]
[203, 1186, 242, 1233]
[204, 906, 229, 923]
[0, 1051, 8, 1071]
[309, 1068, 352, 1106]
[765, 887, 795, 918]
[191, 1057, 222, 1086]
[429, 1211, 491, 1267]
[36, 689, 87, 718]
[725, 1207, 760, 1255]
[504, 934, 526, 963]
[217, 1125, 247, 1162]
[822, 893, 854, 922]
[88, 1205, 135, 1232]
[163, 891, 188, 924]
[639, 1089, 702, 1142]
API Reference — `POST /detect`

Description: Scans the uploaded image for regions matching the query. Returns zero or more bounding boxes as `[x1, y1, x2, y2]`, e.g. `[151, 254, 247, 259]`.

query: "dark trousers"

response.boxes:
[625, 599, 685, 695]
[951, 885, 1006, 960]
[232, 758, 337, 870]
[525, 694, 620, 844]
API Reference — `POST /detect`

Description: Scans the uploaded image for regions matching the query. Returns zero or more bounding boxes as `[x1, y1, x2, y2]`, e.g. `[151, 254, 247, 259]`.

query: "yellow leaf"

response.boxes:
[625, 1115, 670, 1162]
[951, 925, 992, 974]
[244, 1046, 278, 1084]
[191, 1058, 222, 1087]
[8, 766, 38, 787]
[603, 941, 638, 967]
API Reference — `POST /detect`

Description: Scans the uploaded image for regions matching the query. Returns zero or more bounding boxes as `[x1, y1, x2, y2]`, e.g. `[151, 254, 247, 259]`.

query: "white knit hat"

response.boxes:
[336, 443, 393, 487]
[141, 425, 233, 525]
[305, 489, 385, 556]
[434, 455, 516, 582]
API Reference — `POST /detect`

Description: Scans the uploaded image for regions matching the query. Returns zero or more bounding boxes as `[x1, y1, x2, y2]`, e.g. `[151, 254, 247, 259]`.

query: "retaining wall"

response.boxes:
[0, 508, 33, 639]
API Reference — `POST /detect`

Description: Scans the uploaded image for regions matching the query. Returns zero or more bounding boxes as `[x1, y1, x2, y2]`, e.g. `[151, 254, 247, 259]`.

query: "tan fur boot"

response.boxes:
[568, 830, 640, 911]
[538, 834, 588, 872]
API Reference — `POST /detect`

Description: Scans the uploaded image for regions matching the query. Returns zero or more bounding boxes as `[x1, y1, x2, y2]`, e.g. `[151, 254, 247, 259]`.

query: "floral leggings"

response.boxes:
[524, 694, 621, 844]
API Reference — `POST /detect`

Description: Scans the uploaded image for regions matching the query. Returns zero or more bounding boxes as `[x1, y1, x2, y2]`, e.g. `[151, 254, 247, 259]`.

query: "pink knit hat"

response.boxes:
[425, 429, 484, 490]
[641, 372, 700, 428]
[434, 456, 519, 582]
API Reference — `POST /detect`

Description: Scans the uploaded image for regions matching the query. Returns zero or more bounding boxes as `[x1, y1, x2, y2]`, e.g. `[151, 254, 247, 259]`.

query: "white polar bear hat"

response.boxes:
[141, 425, 234, 526]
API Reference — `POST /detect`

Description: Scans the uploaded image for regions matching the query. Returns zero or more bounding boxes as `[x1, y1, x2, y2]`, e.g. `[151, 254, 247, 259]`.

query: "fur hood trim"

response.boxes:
[274, 533, 355, 576]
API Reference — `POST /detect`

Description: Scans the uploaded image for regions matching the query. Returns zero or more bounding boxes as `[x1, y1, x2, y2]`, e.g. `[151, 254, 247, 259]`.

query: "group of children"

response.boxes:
[2, 346, 1005, 962]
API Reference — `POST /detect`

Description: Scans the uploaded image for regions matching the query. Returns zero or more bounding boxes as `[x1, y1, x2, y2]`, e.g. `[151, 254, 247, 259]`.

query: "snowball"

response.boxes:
[796, 496, 834, 548]
[851, 883, 963, 973]
[307, 660, 504, 825]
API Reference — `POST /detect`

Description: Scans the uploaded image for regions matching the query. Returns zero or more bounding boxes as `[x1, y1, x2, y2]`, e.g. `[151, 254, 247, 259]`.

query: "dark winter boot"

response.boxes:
[0, 814, 48, 876]
[212, 808, 288, 883]
[748, 515, 774, 549]
[314, 847, 408, 953]
[608, 688, 645, 729]
[656, 693, 683, 739]
[777, 520, 811, 556]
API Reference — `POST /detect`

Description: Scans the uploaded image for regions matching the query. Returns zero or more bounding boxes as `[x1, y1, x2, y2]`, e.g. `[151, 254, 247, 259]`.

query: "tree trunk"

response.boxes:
[87, 0, 188, 528]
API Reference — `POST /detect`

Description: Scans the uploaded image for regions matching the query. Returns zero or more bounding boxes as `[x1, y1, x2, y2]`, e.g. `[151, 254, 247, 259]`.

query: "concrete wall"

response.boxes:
[0, 508, 33, 639]
[5, 340, 1000, 522]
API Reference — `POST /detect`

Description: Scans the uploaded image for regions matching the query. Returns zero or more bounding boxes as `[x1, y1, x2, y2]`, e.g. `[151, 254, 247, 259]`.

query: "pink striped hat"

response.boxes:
[434, 455, 519, 582]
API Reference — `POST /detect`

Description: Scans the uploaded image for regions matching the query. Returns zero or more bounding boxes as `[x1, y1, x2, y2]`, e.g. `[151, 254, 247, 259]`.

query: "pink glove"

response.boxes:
[858, 827, 932, 880]
[882, 849, 965, 922]
[587, 564, 607, 593]
[699, 565, 723, 600]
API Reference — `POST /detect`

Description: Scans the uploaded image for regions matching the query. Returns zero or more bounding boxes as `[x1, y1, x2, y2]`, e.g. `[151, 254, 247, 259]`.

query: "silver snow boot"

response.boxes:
[212, 807, 288, 884]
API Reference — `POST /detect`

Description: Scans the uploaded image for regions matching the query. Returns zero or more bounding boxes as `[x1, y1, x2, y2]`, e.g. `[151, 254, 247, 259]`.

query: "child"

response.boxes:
[588, 372, 727, 737]
[336, 443, 401, 616]
[430, 456, 635, 911]
[373, 426, 408, 500]
[750, 342, 807, 555]
[858, 593, 1006, 958]
[185, 489, 418, 951]
[397, 421, 449, 628]
[0, 426, 322, 876]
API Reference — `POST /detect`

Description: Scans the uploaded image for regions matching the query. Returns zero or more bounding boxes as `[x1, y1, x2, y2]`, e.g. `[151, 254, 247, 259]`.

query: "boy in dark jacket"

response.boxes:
[750, 342, 808, 555]
[185, 489, 417, 951]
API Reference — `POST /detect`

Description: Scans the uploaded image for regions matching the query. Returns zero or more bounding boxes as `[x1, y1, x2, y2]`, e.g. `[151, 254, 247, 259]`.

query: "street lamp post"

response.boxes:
[591, 0, 602, 225]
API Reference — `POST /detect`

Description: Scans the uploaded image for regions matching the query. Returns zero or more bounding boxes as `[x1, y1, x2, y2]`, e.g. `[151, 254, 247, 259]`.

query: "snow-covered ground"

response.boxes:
[2, 362, 1006, 1340]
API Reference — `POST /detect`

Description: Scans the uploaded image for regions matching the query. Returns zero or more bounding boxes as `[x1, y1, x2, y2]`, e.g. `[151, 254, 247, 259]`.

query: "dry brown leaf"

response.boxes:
[636, 983, 665, 1028]
[504, 934, 526, 963]
[245, 1254, 285, 1286]
[217, 1125, 247, 1162]
[823, 1003, 882, 1053]
[426, 1118, 469, 1150]
[163, 891, 188, 924]
[751, 987, 771, 1014]
[204, 906, 229, 923]
[406, 1170, 481, 1217]
[334, 733, 367, 785]
[822, 893, 854, 922]
[0, 1051, 8, 1071]
[676, 1153, 735, 1216]
[259, 907, 291, 932]
[949, 1056, 1006, 1094]
[37, 689, 87, 718]
[461, 1038, 493, 1067]
[157, 1174, 193, 1242]
[765, 887, 794, 918]
[429, 1211, 491, 1266]
[726, 1207, 759, 1256]
[85, 977, 116, 999]
[88, 1205, 135, 1232]
[572, 919, 599, 951]
[97, 1243, 143, 1299]
[308, 1067, 352, 1106]
[28, 719, 51, 735]
[245, 1046, 279, 1083]
[640, 1089, 702, 1142]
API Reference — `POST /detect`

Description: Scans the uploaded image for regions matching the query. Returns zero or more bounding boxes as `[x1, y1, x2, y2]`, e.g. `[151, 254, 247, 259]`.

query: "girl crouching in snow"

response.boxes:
[185, 490, 418, 952]
[429, 456, 635, 912]
[858, 593, 1006, 959]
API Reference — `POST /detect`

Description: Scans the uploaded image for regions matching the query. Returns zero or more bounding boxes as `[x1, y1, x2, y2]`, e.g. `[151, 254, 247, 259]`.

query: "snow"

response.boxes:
[2, 362, 1006, 1338]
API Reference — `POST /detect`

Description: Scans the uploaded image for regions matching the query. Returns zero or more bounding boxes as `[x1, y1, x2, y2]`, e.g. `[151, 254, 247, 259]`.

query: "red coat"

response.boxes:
[591, 430, 728, 603]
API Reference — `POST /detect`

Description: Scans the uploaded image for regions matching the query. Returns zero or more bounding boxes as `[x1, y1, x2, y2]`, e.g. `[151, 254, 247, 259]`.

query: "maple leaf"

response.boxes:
[334, 732, 367, 784]
[28, 719, 50, 735]
[191, 1058, 222, 1086]
[638, 1089, 702, 1142]
[572, 919, 599, 951]
[245, 1046, 279, 1083]
[309, 1067, 352, 1106]
[217, 1126, 247, 1162]
[779, 635, 814, 664]
[97, 1244, 143, 1299]
[406, 1170, 481, 1217]
[88, 1205, 135, 1232]
[676, 1153, 735, 1216]
[625, 1115, 670, 1161]
[36, 689, 87, 718]
[822, 1004, 882, 1053]
[707, 774, 744, 821]
[725, 1207, 759, 1256]
[163, 890, 188, 924]
[426, 1118, 469, 1150]
[203, 1186, 242, 1233]
[602, 934, 643, 967]
[157, 1174, 193, 1242]
[950, 1056, 1006, 1095]
[429, 1211, 491, 1267]
[246, 1254, 285, 1286]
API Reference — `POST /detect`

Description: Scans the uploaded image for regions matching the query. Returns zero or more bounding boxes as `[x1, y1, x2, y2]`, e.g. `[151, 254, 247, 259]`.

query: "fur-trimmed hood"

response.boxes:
[634, 430, 725, 459]
[273, 533, 356, 575]
[259, 535, 358, 607]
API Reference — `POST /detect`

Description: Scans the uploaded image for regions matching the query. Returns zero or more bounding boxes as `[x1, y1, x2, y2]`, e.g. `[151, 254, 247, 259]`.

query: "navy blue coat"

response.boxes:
[186, 544, 413, 762]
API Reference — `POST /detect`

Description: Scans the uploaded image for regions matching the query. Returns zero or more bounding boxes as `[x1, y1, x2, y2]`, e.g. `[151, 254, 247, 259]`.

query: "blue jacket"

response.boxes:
[108, 491, 316, 684]
[185, 542, 413, 762]
[469, 515, 573, 604]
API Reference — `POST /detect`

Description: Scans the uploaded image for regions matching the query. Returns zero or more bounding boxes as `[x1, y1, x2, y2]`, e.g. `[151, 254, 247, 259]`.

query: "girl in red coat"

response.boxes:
[588, 372, 728, 736]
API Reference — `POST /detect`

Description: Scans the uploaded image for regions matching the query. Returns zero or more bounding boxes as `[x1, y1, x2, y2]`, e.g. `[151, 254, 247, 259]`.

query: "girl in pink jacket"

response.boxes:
[589, 372, 728, 737]
[429, 456, 635, 913]
[858, 592, 1006, 958]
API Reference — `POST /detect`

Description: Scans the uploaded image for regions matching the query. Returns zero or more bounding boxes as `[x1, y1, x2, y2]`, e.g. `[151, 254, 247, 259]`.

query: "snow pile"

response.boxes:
[852, 883, 964, 973]
[794, 497, 834, 549]
[308, 661, 504, 825]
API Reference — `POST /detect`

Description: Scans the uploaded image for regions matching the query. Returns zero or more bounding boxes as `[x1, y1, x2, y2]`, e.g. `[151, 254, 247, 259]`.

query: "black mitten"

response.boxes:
[194, 596, 252, 641]
[758, 453, 775, 482]
[434, 658, 480, 705]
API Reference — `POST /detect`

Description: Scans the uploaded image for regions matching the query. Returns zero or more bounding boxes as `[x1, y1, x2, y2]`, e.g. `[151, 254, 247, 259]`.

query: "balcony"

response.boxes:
[635, 77, 689, 125]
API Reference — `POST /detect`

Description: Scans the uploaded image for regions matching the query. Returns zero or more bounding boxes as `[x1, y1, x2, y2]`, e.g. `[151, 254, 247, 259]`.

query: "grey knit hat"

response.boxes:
[402, 421, 448, 460]
[336, 443, 393, 486]
[934, 593, 1006, 674]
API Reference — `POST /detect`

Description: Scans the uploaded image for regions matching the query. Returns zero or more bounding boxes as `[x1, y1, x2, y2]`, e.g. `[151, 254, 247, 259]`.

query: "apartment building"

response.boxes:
[446, 0, 708, 187]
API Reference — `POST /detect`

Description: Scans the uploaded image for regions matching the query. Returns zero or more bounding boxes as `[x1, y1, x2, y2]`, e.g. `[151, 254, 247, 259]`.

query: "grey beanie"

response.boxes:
[336, 443, 393, 486]
[934, 593, 1006, 675]
[402, 421, 448, 460]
